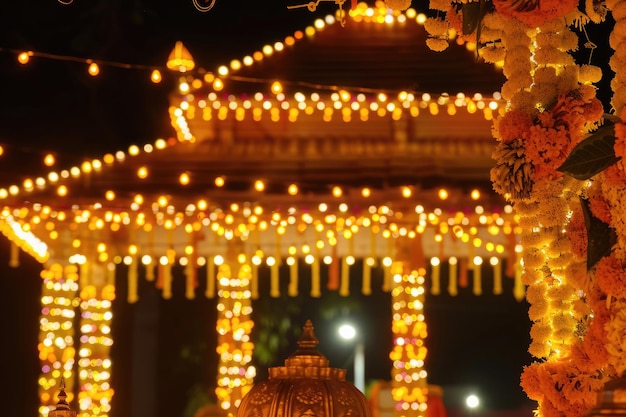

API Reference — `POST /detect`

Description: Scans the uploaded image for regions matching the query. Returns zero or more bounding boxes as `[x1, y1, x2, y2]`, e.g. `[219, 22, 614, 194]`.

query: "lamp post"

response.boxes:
[338, 323, 365, 393]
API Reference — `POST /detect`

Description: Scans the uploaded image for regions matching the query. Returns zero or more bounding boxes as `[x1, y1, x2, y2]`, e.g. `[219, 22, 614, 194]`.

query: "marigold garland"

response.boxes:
[424, 0, 623, 415]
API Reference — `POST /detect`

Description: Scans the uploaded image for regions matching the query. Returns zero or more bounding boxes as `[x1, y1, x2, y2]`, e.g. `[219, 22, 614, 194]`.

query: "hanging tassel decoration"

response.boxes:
[251, 263, 259, 299]
[206, 256, 216, 298]
[288, 258, 298, 296]
[146, 228, 155, 281]
[513, 262, 525, 301]
[473, 257, 482, 296]
[362, 258, 372, 295]
[492, 257, 503, 295]
[128, 256, 139, 303]
[107, 262, 116, 286]
[448, 257, 458, 296]
[9, 241, 19, 267]
[340, 257, 350, 296]
[430, 257, 441, 295]
[270, 259, 280, 297]
[163, 263, 173, 299]
[327, 244, 340, 290]
[459, 257, 468, 288]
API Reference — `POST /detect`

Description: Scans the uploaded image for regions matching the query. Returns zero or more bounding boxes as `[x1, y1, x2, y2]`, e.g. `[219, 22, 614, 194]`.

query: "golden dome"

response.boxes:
[237, 320, 371, 417]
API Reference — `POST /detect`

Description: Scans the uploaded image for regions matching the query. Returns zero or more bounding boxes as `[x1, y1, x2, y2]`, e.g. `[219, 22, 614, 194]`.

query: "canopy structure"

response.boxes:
[0, 3, 521, 417]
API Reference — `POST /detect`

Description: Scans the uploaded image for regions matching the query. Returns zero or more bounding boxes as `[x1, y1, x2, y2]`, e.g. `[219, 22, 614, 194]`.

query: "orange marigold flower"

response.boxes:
[595, 255, 626, 299]
[493, 110, 533, 142]
[589, 194, 612, 224]
[583, 317, 610, 369]
[566, 208, 587, 258]
[601, 164, 626, 187]
[520, 364, 545, 401]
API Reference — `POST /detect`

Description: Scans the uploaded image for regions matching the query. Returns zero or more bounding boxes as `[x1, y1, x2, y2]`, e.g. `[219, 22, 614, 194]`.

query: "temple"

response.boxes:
[0, 3, 520, 417]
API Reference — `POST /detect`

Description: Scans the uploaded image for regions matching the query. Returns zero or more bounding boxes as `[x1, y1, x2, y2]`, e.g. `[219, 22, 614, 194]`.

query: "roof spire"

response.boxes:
[49, 377, 77, 417]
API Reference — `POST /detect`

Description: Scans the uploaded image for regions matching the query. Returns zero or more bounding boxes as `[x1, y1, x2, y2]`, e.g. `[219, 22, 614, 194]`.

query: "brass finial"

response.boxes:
[291, 320, 322, 357]
[55, 378, 70, 410]
[48, 377, 77, 417]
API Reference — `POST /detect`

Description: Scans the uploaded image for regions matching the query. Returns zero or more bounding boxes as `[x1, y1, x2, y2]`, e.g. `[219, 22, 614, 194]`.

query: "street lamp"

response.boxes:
[465, 394, 480, 417]
[338, 323, 365, 393]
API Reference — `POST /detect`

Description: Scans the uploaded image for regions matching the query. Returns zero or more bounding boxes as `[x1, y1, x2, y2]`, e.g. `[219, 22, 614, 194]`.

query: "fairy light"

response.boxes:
[215, 263, 255, 414]
[77, 283, 115, 417]
[87, 62, 100, 76]
[389, 263, 428, 416]
[38, 264, 79, 416]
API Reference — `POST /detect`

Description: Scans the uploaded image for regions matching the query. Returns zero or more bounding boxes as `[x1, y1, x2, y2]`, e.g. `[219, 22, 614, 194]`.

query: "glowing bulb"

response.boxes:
[137, 166, 149, 179]
[288, 184, 298, 195]
[438, 188, 448, 200]
[215, 176, 225, 187]
[271, 81, 283, 94]
[88, 62, 100, 76]
[179, 172, 190, 185]
[44, 154, 56, 167]
[150, 69, 162, 83]
[254, 180, 265, 192]
[18, 51, 32, 64]
[332, 186, 343, 198]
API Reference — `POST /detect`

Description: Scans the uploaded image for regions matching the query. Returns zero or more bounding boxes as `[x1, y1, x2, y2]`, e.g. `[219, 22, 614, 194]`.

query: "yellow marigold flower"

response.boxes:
[530, 322, 552, 343]
[423, 17, 448, 37]
[482, 12, 508, 31]
[522, 248, 545, 269]
[521, 268, 542, 285]
[528, 340, 550, 358]
[528, 301, 549, 320]
[480, 45, 506, 63]
[526, 282, 548, 302]
[546, 253, 573, 269]
[547, 284, 576, 301]
[509, 90, 537, 115]
[425, 38, 449, 52]
[428, 0, 450, 11]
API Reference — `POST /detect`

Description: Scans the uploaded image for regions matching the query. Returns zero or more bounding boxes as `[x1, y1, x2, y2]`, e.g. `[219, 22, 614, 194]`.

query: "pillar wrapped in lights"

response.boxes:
[39, 263, 79, 417]
[77, 265, 115, 417]
[389, 262, 428, 417]
[215, 259, 255, 415]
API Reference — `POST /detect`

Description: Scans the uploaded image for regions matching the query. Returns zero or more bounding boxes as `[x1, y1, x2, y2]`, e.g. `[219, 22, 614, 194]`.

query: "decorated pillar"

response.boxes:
[389, 236, 428, 417]
[76, 260, 115, 417]
[38, 263, 79, 417]
[214, 241, 255, 415]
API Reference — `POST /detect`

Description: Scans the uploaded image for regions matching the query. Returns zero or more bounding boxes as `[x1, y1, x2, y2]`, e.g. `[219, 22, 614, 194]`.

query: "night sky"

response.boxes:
[2, 1, 614, 417]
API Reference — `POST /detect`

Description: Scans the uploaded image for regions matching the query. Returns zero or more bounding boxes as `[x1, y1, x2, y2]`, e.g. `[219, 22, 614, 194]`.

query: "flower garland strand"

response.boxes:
[426, 1, 611, 416]
[600, 0, 626, 378]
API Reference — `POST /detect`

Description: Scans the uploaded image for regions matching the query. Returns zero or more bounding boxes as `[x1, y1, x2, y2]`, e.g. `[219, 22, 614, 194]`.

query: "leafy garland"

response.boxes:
[424, 0, 626, 416]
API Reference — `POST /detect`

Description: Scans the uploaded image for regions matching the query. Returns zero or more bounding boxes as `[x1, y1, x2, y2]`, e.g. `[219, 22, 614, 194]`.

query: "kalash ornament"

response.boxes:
[586, 373, 626, 416]
[237, 320, 371, 417]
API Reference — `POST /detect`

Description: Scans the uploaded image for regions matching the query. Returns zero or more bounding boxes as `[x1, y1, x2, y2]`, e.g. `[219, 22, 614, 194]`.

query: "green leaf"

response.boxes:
[557, 124, 620, 180]
[581, 197, 616, 270]
[461, 1, 481, 36]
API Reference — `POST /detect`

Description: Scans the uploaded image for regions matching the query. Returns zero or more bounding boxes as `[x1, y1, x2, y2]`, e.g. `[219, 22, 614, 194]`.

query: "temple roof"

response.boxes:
[221, 5, 505, 95]
[0, 3, 515, 269]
